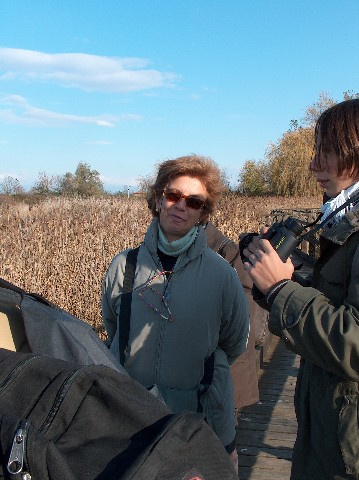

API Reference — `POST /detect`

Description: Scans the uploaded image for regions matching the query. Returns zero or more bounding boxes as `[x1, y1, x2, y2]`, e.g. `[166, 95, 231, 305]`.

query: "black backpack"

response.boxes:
[0, 277, 236, 479]
[0, 277, 123, 371]
[0, 348, 237, 480]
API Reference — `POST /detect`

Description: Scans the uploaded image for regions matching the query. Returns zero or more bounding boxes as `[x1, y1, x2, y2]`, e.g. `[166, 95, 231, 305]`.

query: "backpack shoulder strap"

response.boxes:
[197, 351, 215, 412]
[0, 277, 25, 295]
[119, 246, 140, 365]
[0, 277, 57, 308]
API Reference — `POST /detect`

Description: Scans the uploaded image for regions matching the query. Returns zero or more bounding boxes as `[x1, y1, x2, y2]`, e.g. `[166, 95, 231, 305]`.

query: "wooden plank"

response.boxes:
[243, 399, 296, 409]
[259, 393, 294, 402]
[238, 422, 297, 435]
[239, 455, 293, 468]
[237, 431, 297, 448]
[238, 418, 297, 431]
[239, 467, 291, 480]
[236, 335, 299, 479]
[237, 446, 293, 460]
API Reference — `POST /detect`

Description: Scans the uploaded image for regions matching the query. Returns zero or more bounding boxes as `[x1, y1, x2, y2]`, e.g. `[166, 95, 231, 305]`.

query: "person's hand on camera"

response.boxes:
[243, 228, 294, 295]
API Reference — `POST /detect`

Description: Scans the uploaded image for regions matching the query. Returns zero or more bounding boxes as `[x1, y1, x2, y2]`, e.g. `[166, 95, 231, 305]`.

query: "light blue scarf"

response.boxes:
[321, 180, 359, 225]
[158, 224, 199, 257]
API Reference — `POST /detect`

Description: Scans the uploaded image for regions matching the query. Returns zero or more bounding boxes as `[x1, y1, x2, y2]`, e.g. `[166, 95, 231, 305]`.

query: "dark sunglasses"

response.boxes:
[163, 189, 205, 210]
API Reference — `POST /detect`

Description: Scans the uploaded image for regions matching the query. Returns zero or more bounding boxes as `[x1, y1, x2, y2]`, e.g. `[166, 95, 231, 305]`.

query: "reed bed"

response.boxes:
[0, 194, 321, 338]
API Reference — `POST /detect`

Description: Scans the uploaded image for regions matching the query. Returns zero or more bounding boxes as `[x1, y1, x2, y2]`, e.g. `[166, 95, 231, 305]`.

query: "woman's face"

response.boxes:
[156, 175, 208, 242]
[310, 150, 359, 198]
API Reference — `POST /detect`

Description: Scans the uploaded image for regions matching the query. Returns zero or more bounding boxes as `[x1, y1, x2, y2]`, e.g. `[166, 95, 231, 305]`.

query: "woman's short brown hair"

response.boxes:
[147, 154, 223, 224]
[311, 98, 359, 175]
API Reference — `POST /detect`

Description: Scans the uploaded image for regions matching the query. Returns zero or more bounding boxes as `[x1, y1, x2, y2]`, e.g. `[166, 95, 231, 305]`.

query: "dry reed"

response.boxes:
[0, 194, 321, 338]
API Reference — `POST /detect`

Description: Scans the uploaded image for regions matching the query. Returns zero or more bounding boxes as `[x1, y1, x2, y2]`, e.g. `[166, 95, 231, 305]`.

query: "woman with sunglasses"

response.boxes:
[243, 99, 359, 479]
[102, 155, 249, 473]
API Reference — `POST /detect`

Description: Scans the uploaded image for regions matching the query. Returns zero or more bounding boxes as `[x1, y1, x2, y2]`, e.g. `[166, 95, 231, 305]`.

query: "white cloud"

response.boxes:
[0, 94, 142, 127]
[0, 47, 179, 92]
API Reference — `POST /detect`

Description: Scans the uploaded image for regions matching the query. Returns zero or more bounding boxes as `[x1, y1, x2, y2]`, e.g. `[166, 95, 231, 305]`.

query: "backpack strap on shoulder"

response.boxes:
[0, 277, 57, 308]
[201, 352, 215, 388]
[119, 246, 140, 365]
[197, 351, 215, 412]
[0, 277, 25, 295]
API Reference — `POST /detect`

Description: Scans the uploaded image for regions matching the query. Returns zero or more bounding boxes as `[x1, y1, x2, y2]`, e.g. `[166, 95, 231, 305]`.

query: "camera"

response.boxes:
[262, 217, 305, 261]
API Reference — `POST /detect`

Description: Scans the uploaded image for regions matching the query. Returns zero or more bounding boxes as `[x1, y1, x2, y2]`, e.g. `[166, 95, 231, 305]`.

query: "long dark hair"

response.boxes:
[311, 99, 359, 176]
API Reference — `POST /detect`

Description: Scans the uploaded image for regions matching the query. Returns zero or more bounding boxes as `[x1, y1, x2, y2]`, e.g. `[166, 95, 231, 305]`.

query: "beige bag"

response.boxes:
[0, 303, 29, 352]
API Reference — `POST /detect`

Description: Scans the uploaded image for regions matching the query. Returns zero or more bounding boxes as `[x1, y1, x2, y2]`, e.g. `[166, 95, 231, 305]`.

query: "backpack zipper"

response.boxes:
[0, 355, 38, 391]
[7, 419, 31, 479]
[2, 356, 38, 479]
[3, 357, 89, 478]
[38, 365, 92, 434]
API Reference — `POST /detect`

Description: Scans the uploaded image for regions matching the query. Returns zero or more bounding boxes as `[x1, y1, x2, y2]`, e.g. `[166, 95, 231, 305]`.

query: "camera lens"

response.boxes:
[284, 218, 304, 236]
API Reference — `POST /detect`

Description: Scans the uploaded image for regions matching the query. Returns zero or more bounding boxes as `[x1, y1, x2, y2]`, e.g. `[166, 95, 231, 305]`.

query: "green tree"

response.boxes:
[238, 160, 270, 195]
[58, 162, 104, 197]
[58, 172, 77, 196]
[75, 162, 104, 197]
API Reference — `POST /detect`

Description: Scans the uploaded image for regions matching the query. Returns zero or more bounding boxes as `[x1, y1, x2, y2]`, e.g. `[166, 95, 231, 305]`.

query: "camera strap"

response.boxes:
[299, 191, 359, 241]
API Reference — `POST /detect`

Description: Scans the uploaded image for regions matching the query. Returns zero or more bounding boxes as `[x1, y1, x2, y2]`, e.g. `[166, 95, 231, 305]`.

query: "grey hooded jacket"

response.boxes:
[102, 219, 249, 447]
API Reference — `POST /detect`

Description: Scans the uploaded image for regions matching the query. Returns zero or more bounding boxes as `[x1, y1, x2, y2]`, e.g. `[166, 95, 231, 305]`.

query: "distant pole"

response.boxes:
[127, 187, 130, 199]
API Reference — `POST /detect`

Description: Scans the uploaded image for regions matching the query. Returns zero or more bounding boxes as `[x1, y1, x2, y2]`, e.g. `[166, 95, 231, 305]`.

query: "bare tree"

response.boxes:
[31, 171, 61, 195]
[302, 91, 336, 127]
[0, 176, 25, 195]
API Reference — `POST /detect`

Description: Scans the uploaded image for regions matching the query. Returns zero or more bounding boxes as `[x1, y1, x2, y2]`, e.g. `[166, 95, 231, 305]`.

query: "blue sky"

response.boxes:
[0, 0, 358, 192]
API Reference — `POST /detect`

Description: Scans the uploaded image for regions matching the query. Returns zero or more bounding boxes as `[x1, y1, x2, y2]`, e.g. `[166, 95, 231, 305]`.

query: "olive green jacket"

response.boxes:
[269, 208, 359, 479]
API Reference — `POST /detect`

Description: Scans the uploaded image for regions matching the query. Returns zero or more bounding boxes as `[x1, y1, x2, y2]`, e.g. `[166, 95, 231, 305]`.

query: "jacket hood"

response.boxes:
[322, 208, 359, 245]
[144, 218, 208, 270]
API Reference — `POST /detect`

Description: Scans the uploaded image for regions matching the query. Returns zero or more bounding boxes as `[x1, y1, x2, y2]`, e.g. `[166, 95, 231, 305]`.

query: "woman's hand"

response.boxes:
[243, 228, 294, 294]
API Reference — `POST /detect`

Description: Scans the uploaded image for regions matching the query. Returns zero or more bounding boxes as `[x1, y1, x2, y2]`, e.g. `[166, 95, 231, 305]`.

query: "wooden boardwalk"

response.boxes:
[236, 335, 300, 479]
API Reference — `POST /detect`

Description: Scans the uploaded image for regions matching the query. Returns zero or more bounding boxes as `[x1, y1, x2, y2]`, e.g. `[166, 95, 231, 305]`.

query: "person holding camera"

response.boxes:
[102, 155, 249, 474]
[243, 99, 359, 479]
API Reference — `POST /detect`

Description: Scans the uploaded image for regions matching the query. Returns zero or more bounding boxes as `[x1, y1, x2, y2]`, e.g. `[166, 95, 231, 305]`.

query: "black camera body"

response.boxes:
[262, 217, 304, 261]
